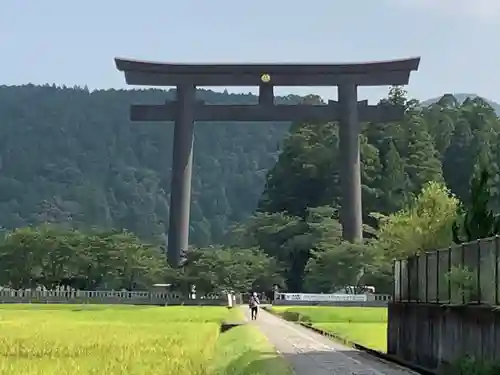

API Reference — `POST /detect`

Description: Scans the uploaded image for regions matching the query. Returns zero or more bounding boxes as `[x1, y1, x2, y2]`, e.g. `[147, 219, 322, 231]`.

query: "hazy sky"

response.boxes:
[2, 0, 499, 103]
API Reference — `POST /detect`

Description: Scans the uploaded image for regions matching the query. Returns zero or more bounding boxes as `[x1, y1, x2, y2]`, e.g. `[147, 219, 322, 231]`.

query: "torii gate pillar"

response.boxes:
[338, 83, 363, 242]
[169, 84, 196, 266]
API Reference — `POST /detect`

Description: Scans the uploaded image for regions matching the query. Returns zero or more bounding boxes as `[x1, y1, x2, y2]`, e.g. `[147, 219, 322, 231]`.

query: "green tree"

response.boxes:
[0, 226, 166, 290]
[259, 122, 340, 218]
[404, 117, 444, 193]
[378, 140, 409, 212]
[0, 227, 46, 288]
[374, 181, 459, 261]
[453, 168, 500, 243]
[180, 246, 282, 294]
[303, 241, 369, 293]
[231, 206, 344, 292]
[442, 117, 474, 203]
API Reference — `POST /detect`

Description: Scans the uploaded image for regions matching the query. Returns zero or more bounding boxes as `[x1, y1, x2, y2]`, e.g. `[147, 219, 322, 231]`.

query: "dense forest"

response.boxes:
[1, 84, 500, 293]
[0, 85, 498, 246]
[0, 85, 295, 245]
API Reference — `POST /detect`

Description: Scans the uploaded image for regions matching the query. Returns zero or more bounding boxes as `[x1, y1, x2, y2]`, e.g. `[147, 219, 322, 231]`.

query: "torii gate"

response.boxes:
[115, 57, 420, 267]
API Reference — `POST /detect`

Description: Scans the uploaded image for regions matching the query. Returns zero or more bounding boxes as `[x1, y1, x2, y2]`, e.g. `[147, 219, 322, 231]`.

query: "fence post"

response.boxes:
[407, 258, 411, 302]
[399, 260, 403, 302]
[448, 246, 452, 303]
[415, 255, 420, 302]
[496, 236, 499, 306]
[461, 243, 466, 305]
[425, 252, 428, 303]
[393, 260, 397, 301]
[436, 251, 440, 303]
[477, 239, 481, 304]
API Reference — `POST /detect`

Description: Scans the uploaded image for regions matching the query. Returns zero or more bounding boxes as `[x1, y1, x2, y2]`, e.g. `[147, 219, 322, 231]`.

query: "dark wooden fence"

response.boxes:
[393, 235, 500, 305]
[388, 303, 500, 371]
[389, 236, 500, 371]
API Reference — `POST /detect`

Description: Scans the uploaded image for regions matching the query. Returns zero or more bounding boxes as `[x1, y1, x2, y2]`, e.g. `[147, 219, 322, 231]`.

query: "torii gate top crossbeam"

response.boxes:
[114, 57, 420, 87]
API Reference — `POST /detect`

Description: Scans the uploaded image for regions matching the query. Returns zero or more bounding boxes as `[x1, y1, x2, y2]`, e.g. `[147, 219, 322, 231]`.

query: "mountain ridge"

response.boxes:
[422, 93, 500, 114]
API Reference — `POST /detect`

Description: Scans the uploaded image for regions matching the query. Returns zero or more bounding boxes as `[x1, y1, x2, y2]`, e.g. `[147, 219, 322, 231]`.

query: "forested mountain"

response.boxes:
[261, 89, 500, 223]
[0, 85, 307, 246]
[1, 85, 499, 248]
[422, 93, 500, 114]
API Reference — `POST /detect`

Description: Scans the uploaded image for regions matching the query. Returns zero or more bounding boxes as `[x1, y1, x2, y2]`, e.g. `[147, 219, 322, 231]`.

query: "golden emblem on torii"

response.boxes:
[260, 73, 271, 83]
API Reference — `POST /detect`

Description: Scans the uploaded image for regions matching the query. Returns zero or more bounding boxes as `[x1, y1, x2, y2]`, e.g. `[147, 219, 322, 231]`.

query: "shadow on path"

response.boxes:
[220, 350, 287, 375]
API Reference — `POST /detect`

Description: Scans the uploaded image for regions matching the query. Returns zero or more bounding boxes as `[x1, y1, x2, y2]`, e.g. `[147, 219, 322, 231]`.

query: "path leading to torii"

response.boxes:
[241, 307, 418, 375]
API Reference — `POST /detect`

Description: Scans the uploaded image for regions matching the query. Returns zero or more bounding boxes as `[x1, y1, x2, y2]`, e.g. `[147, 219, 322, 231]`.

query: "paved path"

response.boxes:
[242, 307, 418, 375]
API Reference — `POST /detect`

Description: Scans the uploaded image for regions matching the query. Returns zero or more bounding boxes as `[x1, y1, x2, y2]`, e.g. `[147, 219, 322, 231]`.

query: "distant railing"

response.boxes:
[393, 235, 500, 305]
[0, 288, 238, 306]
[272, 292, 392, 306]
[275, 292, 392, 302]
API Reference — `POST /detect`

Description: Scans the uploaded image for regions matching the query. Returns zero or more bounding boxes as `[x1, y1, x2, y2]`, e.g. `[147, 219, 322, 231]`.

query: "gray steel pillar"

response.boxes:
[338, 83, 363, 242]
[167, 83, 196, 267]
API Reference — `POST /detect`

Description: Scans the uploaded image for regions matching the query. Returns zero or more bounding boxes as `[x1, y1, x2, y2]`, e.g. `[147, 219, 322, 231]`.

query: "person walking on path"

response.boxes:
[248, 292, 260, 320]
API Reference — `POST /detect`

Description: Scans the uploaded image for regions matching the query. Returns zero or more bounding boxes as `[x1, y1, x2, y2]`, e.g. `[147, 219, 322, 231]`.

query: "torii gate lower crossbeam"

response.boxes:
[115, 57, 420, 267]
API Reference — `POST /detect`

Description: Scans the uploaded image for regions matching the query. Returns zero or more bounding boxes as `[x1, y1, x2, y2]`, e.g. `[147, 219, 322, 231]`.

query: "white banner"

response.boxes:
[279, 293, 368, 302]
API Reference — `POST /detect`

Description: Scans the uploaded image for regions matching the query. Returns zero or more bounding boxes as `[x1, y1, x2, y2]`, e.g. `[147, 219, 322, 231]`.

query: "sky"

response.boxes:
[1, 0, 499, 103]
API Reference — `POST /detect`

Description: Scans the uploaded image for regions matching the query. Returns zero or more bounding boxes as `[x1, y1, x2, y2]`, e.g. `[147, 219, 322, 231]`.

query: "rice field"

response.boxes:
[0, 304, 293, 375]
[271, 306, 388, 352]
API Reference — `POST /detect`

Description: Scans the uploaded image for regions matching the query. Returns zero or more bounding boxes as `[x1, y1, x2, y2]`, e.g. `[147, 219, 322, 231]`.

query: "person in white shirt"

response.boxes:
[248, 292, 260, 320]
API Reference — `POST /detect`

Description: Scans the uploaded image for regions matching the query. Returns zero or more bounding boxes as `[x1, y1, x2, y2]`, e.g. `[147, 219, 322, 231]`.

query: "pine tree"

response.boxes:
[379, 140, 409, 212]
[453, 168, 500, 243]
[259, 122, 340, 218]
[405, 117, 444, 194]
